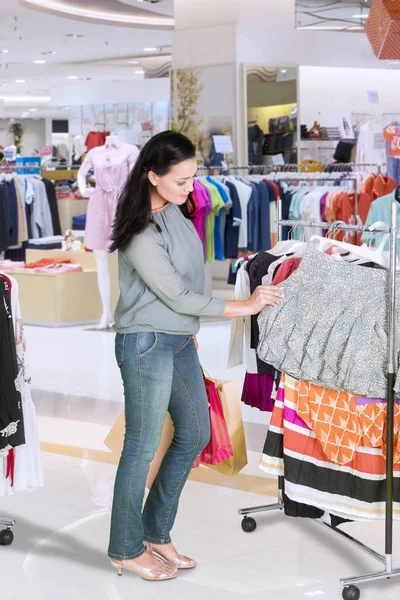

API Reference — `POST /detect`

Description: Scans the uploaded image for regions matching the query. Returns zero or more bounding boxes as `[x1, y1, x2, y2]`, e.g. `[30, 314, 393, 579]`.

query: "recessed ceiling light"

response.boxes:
[67, 75, 78, 79]
[41, 51, 56, 55]
[352, 13, 369, 18]
[143, 47, 158, 52]
[1, 50, 9, 54]
[64, 106, 70, 109]
[135, 69, 144, 75]
[280, 69, 287, 73]
[64, 34, 85, 38]
[129, 59, 139, 64]
[16, 79, 26, 83]
[29, 108, 38, 112]
[34, 59, 46, 64]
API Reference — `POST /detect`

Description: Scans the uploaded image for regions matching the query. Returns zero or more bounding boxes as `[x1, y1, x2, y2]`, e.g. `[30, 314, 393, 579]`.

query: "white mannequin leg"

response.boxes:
[94, 250, 113, 329]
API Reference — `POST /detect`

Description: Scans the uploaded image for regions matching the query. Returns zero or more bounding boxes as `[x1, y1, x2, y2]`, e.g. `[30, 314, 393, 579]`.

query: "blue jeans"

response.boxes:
[108, 332, 210, 560]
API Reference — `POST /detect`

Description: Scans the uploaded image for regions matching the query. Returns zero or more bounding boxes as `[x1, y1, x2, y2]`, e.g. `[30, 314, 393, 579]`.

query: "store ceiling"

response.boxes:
[296, 0, 371, 31]
[0, 0, 174, 117]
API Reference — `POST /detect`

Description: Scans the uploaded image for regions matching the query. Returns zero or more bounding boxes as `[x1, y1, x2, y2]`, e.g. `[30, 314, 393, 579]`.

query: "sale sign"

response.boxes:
[384, 124, 400, 157]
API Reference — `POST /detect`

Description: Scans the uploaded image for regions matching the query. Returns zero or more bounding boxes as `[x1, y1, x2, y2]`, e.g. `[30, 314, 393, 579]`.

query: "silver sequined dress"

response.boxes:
[257, 244, 400, 397]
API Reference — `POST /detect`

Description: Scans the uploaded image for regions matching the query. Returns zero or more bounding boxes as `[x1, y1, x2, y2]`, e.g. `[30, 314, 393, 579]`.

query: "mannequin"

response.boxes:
[4, 145, 17, 162]
[73, 135, 86, 165]
[78, 135, 139, 329]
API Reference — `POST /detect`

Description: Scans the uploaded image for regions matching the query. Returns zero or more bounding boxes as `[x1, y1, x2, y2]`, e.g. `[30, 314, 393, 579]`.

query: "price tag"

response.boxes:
[213, 135, 233, 154]
[272, 154, 285, 166]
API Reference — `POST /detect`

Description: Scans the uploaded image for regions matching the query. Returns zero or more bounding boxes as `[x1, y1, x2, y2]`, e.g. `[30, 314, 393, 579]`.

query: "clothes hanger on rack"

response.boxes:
[310, 223, 391, 268]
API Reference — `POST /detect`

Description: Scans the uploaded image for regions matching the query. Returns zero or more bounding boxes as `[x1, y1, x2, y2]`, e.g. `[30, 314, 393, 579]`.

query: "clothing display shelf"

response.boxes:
[238, 202, 399, 600]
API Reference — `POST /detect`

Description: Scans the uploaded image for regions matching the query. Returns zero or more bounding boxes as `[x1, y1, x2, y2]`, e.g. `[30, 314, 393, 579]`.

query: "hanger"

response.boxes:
[310, 225, 390, 268]
[366, 221, 390, 249]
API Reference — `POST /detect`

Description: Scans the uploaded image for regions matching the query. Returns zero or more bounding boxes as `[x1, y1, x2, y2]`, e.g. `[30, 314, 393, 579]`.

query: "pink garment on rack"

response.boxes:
[193, 180, 212, 260]
[83, 142, 139, 251]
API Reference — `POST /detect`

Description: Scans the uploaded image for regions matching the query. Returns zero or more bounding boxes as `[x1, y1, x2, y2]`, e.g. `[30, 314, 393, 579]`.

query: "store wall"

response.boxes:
[51, 78, 170, 107]
[299, 66, 400, 128]
[237, 0, 379, 69]
[0, 119, 45, 155]
[174, 0, 380, 70]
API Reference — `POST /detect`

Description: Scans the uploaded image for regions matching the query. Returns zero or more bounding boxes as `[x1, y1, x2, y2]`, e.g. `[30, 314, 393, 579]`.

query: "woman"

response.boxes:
[108, 131, 283, 581]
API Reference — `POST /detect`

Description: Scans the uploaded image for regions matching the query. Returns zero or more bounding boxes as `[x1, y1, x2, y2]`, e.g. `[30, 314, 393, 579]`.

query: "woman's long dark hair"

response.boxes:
[110, 130, 196, 252]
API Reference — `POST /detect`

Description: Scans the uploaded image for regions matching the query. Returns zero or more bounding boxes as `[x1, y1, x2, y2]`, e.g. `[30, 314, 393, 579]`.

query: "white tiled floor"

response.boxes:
[2, 322, 400, 600]
[3, 452, 400, 600]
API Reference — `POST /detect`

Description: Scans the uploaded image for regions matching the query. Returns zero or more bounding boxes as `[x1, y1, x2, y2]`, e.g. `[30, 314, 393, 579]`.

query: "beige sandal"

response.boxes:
[110, 557, 177, 581]
[145, 541, 197, 570]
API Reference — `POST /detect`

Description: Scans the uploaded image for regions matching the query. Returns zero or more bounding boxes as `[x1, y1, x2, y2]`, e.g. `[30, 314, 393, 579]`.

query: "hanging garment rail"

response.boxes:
[238, 209, 400, 599]
[0, 165, 42, 171]
[196, 163, 359, 173]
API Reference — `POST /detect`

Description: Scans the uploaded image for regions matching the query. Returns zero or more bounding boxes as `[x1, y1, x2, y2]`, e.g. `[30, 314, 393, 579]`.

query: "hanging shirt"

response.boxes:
[224, 181, 242, 259]
[193, 180, 212, 261]
[356, 123, 386, 167]
[299, 188, 324, 241]
[259, 181, 273, 252]
[361, 192, 400, 258]
[30, 178, 54, 239]
[200, 178, 225, 263]
[247, 183, 260, 253]
[205, 177, 232, 260]
[227, 178, 252, 250]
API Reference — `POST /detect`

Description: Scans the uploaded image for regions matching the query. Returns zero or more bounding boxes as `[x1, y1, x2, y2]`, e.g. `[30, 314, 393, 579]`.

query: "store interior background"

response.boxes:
[2, 1, 400, 599]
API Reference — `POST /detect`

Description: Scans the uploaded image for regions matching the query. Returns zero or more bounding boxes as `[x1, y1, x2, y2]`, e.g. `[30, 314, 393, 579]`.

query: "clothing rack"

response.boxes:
[274, 174, 360, 234]
[0, 165, 41, 171]
[238, 206, 400, 599]
[196, 163, 359, 173]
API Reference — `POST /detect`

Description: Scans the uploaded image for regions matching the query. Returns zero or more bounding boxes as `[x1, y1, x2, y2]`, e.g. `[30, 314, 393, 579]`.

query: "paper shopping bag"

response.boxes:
[204, 378, 248, 476]
[104, 411, 174, 489]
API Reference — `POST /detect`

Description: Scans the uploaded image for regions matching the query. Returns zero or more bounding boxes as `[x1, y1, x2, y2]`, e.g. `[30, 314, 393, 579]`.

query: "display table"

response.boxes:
[8, 249, 119, 327]
[57, 199, 89, 234]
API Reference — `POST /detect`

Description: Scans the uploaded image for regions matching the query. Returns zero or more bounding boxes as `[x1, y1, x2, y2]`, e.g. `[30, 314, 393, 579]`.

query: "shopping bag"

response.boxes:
[202, 378, 248, 476]
[104, 411, 174, 489]
[195, 377, 234, 466]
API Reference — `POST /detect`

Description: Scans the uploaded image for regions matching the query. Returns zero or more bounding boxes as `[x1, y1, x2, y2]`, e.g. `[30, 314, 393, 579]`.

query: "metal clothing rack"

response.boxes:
[238, 209, 400, 599]
[273, 173, 360, 230]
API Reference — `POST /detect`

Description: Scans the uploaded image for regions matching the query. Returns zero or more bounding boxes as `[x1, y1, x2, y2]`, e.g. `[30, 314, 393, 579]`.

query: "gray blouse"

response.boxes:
[114, 203, 226, 335]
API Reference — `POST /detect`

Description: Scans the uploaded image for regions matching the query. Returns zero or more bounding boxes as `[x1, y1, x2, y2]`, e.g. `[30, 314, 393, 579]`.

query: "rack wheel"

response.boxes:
[342, 585, 360, 600]
[241, 517, 257, 533]
[0, 529, 14, 546]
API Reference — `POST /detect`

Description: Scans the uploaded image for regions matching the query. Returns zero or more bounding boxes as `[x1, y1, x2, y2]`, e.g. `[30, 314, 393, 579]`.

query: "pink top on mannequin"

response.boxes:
[82, 140, 139, 251]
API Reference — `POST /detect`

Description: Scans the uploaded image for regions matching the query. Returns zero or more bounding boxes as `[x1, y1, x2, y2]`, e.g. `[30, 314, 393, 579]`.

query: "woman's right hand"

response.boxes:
[246, 285, 284, 315]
